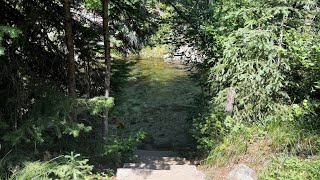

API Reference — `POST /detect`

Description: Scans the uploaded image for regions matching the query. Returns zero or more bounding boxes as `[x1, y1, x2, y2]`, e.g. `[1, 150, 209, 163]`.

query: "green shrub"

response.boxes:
[8, 152, 105, 180]
[204, 129, 248, 165]
[260, 156, 320, 180]
[265, 122, 320, 155]
[192, 111, 227, 154]
[193, 98, 320, 165]
[52, 152, 93, 180]
[1, 89, 93, 149]
[102, 131, 146, 166]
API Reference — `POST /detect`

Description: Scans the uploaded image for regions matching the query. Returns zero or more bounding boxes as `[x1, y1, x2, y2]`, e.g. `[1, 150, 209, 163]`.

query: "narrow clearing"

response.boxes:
[113, 57, 203, 179]
[112, 58, 200, 148]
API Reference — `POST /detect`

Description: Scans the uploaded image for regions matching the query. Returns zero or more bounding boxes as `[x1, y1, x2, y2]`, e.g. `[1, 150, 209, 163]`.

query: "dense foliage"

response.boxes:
[0, 0, 158, 178]
[165, 0, 320, 178]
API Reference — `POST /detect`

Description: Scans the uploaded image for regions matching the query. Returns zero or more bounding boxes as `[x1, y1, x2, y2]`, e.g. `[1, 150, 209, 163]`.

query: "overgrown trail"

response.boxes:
[112, 57, 200, 149]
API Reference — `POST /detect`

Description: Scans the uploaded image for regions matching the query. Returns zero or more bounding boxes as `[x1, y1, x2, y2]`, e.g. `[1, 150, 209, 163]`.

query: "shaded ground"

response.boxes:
[111, 57, 200, 149]
[117, 150, 205, 180]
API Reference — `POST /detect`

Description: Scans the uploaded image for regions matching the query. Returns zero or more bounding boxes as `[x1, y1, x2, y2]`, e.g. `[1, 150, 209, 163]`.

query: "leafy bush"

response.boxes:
[192, 110, 226, 154]
[204, 127, 248, 165]
[102, 131, 146, 166]
[260, 156, 320, 180]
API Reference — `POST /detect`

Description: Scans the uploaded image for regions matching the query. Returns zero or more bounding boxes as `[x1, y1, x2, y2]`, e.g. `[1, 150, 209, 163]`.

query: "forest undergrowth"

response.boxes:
[1, 0, 320, 179]
[170, 0, 320, 179]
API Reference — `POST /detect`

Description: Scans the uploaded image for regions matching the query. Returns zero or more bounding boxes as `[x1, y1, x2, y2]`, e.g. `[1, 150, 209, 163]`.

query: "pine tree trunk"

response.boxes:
[277, 16, 285, 67]
[102, 0, 111, 141]
[63, 0, 76, 99]
[63, 0, 76, 122]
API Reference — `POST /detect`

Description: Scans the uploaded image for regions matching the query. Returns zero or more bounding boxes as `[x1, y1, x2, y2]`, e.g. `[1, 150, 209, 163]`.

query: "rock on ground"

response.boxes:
[227, 164, 255, 180]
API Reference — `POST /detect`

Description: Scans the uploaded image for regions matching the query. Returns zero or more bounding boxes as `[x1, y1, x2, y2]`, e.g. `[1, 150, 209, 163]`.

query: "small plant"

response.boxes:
[53, 152, 93, 180]
[8, 161, 54, 180]
[103, 131, 146, 166]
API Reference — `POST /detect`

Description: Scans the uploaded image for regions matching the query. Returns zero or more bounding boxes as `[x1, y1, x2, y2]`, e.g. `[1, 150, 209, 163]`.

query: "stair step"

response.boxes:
[138, 156, 189, 164]
[116, 150, 205, 179]
[123, 163, 171, 170]
[123, 161, 190, 170]
[136, 150, 178, 157]
[117, 165, 205, 180]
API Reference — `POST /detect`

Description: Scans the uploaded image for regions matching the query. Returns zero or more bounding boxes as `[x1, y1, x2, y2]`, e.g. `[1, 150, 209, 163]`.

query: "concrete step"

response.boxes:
[117, 165, 205, 180]
[136, 150, 178, 157]
[138, 156, 190, 164]
[116, 150, 205, 180]
[123, 160, 190, 170]
[123, 163, 171, 170]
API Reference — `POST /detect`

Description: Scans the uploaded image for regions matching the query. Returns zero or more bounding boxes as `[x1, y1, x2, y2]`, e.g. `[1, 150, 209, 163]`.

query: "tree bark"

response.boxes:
[277, 16, 286, 67]
[102, 0, 111, 141]
[225, 87, 236, 115]
[63, 0, 76, 99]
